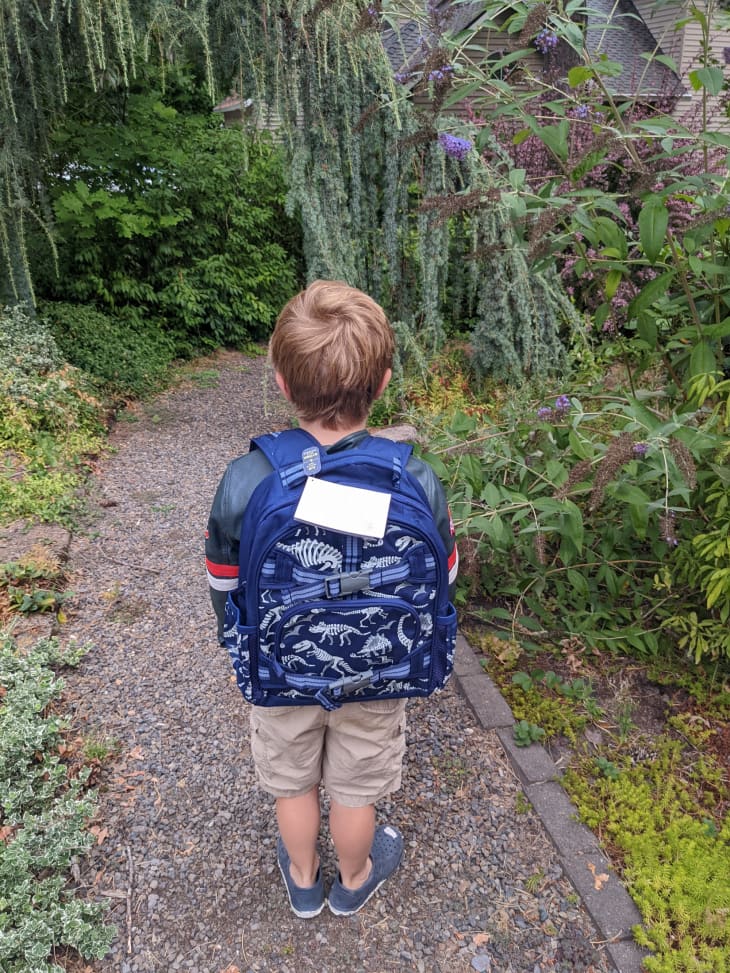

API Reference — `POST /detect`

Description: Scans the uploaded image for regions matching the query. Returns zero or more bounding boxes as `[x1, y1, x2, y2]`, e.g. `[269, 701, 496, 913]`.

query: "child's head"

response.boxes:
[269, 280, 395, 430]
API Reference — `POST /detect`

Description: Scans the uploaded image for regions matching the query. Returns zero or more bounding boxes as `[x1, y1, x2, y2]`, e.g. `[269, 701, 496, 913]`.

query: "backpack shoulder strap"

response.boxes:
[250, 428, 325, 488]
[251, 429, 415, 491]
[360, 433, 413, 468]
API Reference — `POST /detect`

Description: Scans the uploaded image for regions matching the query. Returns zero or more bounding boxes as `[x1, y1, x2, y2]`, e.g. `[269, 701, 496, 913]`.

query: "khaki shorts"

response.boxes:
[250, 698, 407, 807]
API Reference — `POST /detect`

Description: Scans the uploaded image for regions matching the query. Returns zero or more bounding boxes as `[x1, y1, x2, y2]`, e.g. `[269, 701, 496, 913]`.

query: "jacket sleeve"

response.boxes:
[205, 449, 275, 643]
[405, 455, 458, 592]
[205, 465, 240, 642]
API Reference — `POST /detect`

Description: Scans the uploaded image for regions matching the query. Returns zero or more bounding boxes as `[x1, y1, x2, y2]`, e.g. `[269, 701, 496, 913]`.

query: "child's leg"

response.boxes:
[276, 787, 321, 887]
[329, 800, 375, 889]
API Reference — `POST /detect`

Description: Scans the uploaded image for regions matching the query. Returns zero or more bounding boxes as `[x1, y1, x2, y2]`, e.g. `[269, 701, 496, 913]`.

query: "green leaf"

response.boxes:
[450, 411, 478, 435]
[483, 515, 508, 546]
[516, 615, 545, 632]
[480, 483, 502, 507]
[595, 58, 624, 78]
[650, 53, 679, 73]
[594, 303, 610, 330]
[605, 268, 623, 300]
[441, 78, 485, 111]
[567, 65, 594, 88]
[689, 340, 718, 378]
[628, 271, 675, 316]
[689, 66, 725, 96]
[535, 120, 570, 162]
[612, 483, 651, 507]
[568, 430, 593, 461]
[593, 216, 628, 255]
[636, 314, 658, 346]
[567, 568, 589, 599]
[638, 197, 669, 264]
[508, 168, 527, 190]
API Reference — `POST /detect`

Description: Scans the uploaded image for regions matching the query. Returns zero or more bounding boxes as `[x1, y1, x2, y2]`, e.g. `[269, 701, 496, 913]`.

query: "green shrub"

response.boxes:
[42, 302, 175, 398]
[0, 304, 106, 526]
[34, 85, 302, 351]
[426, 382, 728, 662]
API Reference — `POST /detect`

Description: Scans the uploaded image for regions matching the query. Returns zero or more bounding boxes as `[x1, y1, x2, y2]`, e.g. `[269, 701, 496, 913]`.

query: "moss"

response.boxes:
[564, 738, 730, 971]
[503, 685, 588, 742]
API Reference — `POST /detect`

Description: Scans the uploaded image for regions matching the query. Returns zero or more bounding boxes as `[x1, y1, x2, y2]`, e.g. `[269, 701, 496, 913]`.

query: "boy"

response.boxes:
[205, 280, 457, 918]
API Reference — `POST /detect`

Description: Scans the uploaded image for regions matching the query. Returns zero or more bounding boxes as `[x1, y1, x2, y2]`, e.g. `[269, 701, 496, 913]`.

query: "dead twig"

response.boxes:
[125, 845, 134, 954]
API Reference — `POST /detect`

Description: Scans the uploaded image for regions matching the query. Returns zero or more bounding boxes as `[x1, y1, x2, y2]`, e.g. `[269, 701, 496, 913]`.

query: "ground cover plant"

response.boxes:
[0, 633, 114, 973]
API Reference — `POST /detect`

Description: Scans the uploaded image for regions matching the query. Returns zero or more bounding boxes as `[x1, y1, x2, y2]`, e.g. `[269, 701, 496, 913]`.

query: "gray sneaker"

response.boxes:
[276, 838, 325, 919]
[327, 824, 404, 916]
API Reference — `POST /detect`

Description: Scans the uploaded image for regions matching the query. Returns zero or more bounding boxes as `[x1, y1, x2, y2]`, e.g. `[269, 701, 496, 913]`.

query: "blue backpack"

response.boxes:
[223, 428, 457, 710]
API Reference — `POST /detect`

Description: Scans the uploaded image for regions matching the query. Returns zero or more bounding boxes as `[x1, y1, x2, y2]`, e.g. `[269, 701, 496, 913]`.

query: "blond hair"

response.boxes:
[269, 280, 394, 430]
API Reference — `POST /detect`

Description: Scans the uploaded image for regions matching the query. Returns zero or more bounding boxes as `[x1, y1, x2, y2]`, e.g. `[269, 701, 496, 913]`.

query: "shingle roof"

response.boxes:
[382, 0, 487, 74]
[586, 0, 683, 96]
[381, 0, 683, 98]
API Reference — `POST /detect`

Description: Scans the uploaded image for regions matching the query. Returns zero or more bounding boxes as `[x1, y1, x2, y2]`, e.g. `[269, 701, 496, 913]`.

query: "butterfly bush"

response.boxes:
[534, 28, 559, 54]
[438, 132, 473, 160]
[477, 99, 724, 332]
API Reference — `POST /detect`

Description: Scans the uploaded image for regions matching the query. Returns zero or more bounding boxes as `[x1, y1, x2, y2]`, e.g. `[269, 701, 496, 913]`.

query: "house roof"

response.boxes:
[585, 0, 683, 97]
[212, 93, 253, 114]
[382, 1, 487, 76]
[381, 0, 683, 99]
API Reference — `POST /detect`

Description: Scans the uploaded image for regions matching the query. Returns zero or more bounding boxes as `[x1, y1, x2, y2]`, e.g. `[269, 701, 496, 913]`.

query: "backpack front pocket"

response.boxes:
[268, 600, 425, 685]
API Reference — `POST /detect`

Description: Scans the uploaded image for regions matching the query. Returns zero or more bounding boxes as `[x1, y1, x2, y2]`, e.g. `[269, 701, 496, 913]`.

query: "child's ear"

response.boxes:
[374, 368, 392, 399]
[275, 371, 292, 401]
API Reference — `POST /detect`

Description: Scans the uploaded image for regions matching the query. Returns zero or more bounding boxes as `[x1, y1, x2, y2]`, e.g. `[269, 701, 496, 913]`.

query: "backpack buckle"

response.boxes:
[324, 569, 371, 597]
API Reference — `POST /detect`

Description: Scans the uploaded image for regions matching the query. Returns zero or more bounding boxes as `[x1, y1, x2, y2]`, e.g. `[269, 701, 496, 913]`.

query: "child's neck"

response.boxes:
[297, 418, 366, 447]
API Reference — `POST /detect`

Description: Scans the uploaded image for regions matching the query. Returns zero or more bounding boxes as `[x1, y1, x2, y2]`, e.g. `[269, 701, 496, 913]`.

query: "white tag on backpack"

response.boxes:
[294, 477, 391, 539]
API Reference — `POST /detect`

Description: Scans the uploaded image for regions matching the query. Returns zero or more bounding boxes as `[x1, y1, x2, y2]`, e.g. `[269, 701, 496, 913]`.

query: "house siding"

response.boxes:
[633, 0, 686, 65]
[411, 24, 548, 120]
[635, 0, 729, 129]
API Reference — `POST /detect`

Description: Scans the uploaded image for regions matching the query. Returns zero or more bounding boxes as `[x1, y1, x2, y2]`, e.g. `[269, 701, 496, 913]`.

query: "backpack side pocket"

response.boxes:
[431, 602, 458, 689]
[223, 586, 256, 703]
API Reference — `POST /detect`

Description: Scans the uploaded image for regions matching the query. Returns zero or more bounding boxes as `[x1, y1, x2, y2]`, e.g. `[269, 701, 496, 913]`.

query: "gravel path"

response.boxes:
[61, 351, 614, 973]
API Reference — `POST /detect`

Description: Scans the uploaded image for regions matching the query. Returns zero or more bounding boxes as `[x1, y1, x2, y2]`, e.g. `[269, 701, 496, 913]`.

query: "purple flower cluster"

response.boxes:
[394, 71, 412, 84]
[723, 47, 730, 65]
[633, 442, 649, 457]
[536, 395, 571, 422]
[535, 28, 558, 54]
[570, 104, 590, 120]
[438, 132, 473, 161]
[429, 65, 454, 82]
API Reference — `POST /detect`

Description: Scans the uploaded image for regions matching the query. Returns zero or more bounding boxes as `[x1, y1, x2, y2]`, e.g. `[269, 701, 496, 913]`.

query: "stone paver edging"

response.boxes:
[453, 633, 650, 973]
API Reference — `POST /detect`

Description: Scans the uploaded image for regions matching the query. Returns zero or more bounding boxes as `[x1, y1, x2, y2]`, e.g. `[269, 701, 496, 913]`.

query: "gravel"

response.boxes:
[61, 351, 615, 973]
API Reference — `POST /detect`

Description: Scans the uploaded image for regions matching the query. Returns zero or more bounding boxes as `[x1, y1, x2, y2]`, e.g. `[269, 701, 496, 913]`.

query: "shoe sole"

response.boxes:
[277, 858, 326, 919]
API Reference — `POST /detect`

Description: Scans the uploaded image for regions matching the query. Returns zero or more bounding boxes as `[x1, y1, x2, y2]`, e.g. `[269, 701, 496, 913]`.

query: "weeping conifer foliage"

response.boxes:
[228, 0, 577, 379]
[0, 0, 216, 305]
[2, 0, 577, 377]
[1, 0, 138, 303]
